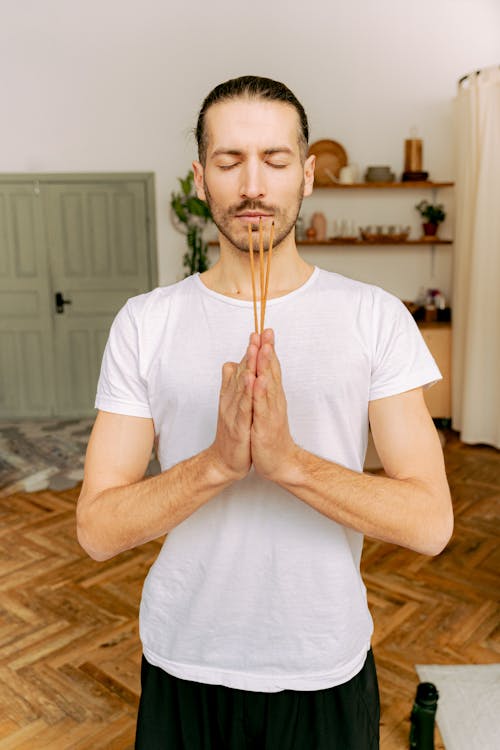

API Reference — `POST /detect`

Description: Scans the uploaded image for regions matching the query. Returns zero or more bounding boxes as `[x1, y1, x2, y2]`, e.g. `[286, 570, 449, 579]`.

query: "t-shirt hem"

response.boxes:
[94, 397, 152, 419]
[142, 642, 370, 693]
[369, 369, 442, 402]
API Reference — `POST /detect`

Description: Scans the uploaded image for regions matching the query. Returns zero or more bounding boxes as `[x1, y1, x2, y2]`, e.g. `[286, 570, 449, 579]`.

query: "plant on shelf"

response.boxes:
[171, 170, 213, 276]
[415, 200, 446, 238]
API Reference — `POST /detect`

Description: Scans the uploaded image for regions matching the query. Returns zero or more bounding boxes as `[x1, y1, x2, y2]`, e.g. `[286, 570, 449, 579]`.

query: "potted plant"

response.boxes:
[171, 170, 213, 276]
[415, 200, 446, 238]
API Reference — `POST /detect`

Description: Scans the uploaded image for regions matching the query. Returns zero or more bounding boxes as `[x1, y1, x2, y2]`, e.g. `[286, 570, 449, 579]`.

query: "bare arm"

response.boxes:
[251, 330, 453, 556]
[77, 336, 259, 561]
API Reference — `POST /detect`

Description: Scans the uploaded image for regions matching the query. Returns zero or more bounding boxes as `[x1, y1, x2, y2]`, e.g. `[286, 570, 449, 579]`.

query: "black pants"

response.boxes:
[135, 650, 380, 749]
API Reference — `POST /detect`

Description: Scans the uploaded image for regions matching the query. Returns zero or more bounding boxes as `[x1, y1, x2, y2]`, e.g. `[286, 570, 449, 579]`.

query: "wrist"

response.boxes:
[204, 445, 246, 487]
[267, 442, 304, 486]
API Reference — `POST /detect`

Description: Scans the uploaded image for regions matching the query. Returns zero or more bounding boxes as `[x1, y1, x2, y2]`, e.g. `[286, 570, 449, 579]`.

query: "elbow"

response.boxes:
[76, 504, 116, 562]
[421, 502, 454, 557]
[76, 525, 114, 562]
[78, 539, 114, 563]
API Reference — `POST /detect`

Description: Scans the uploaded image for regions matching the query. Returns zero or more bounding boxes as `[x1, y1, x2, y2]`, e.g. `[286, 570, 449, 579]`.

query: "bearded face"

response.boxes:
[193, 98, 314, 255]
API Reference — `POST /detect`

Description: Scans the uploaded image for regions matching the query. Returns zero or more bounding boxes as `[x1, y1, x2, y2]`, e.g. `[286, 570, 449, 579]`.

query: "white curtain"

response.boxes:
[452, 66, 500, 448]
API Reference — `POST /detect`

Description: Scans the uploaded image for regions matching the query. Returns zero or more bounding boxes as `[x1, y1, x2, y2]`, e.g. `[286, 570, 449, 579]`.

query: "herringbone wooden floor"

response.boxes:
[0, 429, 498, 749]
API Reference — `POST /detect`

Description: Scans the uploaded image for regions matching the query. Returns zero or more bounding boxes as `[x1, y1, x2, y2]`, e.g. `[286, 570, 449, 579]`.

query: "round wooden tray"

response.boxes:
[308, 139, 348, 186]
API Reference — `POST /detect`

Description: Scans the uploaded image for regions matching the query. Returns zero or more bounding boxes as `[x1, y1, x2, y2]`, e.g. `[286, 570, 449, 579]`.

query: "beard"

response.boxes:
[203, 178, 305, 253]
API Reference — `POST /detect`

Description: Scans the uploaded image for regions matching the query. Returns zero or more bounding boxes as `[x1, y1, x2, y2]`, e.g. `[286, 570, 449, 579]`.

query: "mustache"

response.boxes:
[230, 200, 277, 215]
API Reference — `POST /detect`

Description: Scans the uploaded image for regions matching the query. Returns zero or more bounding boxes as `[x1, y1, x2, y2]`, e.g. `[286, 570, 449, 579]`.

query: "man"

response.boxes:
[77, 76, 453, 749]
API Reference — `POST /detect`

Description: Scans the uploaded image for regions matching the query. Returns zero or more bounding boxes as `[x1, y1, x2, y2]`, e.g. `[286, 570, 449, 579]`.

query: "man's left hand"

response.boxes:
[251, 329, 297, 482]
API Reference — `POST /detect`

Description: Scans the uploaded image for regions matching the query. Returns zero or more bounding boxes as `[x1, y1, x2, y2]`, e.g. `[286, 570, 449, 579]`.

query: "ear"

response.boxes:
[192, 161, 206, 201]
[303, 154, 315, 197]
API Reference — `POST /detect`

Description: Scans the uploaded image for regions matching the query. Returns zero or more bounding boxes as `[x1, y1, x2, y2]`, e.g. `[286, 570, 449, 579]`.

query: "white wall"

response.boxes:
[2, 0, 499, 300]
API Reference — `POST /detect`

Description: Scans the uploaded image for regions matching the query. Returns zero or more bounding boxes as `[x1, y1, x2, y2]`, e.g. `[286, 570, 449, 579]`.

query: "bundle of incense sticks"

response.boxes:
[247, 218, 275, 334]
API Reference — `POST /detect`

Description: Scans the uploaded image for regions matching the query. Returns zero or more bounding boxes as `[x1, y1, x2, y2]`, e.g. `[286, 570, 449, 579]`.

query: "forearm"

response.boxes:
[275, 445, 452, 555]
[77, 446, 234, 561]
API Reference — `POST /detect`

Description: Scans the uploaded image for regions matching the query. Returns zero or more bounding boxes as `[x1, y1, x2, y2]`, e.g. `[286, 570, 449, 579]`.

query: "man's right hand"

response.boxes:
[209, 332, 260, 482]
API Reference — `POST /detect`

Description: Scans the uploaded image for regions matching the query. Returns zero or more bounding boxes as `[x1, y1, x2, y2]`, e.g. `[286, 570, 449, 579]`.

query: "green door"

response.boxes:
[0, 175, 157, 418]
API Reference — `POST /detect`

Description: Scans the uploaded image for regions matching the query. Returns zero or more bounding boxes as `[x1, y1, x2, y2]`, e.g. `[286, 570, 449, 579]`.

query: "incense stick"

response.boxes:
[259, 218, 265, 324]
[261, 221, 274, 333]
[248, 223, 259, 334]
[248, 218, 274, 335]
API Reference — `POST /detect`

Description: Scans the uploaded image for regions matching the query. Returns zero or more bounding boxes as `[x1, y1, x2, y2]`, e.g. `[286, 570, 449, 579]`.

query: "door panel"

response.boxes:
[0, 183, 54, 416]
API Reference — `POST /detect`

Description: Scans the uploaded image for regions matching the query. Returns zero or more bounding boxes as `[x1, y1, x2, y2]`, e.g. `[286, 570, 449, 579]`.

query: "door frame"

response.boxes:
[0, 172, 158, 288]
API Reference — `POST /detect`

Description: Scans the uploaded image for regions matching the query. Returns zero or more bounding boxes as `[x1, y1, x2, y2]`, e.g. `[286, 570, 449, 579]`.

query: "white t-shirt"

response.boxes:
[95, 267, 441, 692]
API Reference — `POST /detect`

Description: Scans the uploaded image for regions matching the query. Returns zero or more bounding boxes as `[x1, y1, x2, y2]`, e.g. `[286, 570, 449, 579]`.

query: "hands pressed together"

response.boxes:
[211, 329, 297, 484]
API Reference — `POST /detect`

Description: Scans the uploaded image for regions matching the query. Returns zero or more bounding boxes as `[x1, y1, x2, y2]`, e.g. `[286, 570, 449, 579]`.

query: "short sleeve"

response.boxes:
[95, 301, 152, 418]
[369, 292, 442, 401]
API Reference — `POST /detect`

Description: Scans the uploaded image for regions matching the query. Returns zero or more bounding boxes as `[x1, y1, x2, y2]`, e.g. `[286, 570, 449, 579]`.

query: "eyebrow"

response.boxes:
[210, 146, 294, 159]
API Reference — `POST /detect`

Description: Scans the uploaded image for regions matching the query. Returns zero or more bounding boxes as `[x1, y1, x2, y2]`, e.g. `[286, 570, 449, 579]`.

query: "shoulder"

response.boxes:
[314, 268, 405, 311]
[124, 275, 199, 322]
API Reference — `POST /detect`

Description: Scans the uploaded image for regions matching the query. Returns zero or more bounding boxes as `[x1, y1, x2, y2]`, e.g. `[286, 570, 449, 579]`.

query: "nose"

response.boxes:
[239, 158, 266, 200]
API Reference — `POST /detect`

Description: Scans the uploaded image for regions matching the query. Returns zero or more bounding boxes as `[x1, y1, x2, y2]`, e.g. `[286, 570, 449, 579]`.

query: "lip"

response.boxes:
[235, 212, 273, 221]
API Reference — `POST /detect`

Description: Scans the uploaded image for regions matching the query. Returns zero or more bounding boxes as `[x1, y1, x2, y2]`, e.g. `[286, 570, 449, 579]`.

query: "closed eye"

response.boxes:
[218, 163, 239, 171]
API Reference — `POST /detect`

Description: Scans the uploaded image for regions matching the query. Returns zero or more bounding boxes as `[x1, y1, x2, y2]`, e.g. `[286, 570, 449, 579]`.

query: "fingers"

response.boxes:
[217, 341, 256, 480]
[252, 370, 270, 412]
[222, 363, 252, 406]
[234, 331, 259, 379]
[249, 331, 261, 349]
[223, 328, 278, 398]
[213, 329, 280, 482]
[244, 338, 259, 376]
[254, 331, 284, 417]
[261, 328, 274, 346]
[256, 329, 281, 381]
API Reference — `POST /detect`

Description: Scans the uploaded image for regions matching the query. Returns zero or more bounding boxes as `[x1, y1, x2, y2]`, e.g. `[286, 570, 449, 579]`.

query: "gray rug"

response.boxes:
[0, 418, 95, 495]
[0, 418, 159, 495]
[416, 664, 500, 750]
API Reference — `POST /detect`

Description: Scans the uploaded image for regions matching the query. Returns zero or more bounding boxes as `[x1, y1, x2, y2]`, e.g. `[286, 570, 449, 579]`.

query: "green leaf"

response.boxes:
[180, 172, 193, 196]
[171, 196, 188, 224]
[185, 197, 206, 218]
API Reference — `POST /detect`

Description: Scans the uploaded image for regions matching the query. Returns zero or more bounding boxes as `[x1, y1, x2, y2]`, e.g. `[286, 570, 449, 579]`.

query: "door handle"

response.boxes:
[55, 291, 72, 314]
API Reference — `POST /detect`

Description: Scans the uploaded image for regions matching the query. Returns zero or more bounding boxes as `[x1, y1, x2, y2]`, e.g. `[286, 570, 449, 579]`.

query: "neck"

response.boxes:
[200, 232, 314, 300]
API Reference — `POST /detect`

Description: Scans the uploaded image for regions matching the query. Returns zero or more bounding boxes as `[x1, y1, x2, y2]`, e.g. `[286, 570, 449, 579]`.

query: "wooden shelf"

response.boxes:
[297, 238, 453, 246]
[207, 238, 453, 247]
[313, 180, 454, 189]
[206, 239, 453, 247]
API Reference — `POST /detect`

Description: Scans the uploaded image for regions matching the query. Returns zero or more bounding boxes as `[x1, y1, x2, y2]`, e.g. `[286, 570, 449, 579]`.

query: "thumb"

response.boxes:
[221, 362, 236, 389]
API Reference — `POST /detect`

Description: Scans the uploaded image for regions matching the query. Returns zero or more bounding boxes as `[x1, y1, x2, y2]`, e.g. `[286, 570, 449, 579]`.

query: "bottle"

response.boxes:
[295, 215, 305, 241]
[409, 682, 439, 749]
[415, 286, 427, 306]
[311, 212, 327, 240]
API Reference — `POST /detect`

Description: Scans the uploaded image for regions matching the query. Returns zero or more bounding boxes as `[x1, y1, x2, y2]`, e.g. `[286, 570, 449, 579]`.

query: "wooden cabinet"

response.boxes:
[419, 322, 452, 419]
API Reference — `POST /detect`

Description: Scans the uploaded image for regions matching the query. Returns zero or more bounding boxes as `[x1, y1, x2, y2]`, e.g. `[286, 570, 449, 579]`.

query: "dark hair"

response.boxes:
[195, 75, 309, 165]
